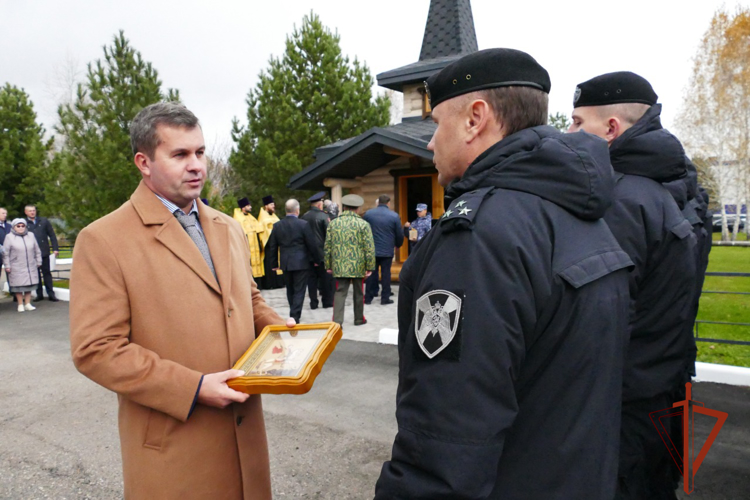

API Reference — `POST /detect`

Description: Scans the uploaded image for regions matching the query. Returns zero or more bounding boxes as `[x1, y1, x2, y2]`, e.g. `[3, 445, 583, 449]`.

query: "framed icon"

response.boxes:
[228, 322, 342, 395]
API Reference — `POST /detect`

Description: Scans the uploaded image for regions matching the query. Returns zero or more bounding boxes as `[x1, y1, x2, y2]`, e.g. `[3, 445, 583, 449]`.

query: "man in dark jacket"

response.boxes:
[375, 48, 633, 500]
[662, 161, 712, 377]
[266, 199, 322, 322]
[363, 194, 404, 305]
[301, 191, 333, 309]
[25, 204, 59, 302]
[569, 72, 698, 499]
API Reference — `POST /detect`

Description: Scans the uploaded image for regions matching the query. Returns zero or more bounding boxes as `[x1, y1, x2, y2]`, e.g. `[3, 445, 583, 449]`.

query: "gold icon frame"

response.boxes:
[228, 322, 342, 395]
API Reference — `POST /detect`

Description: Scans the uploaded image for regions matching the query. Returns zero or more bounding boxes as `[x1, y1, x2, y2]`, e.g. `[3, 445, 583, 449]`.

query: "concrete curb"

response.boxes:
[2, 282, 70, 301]
[379, 328, 398, 345]
[694, 361, 750, 387]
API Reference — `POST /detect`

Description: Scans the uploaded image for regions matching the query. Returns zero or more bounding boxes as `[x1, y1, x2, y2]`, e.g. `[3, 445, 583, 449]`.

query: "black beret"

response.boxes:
[573, 71, 658, 108]
[307, 191, 326, 203]
[237, 197, 250, 208]
[425, 48, 551, 109]
[262, 195, 274, 205]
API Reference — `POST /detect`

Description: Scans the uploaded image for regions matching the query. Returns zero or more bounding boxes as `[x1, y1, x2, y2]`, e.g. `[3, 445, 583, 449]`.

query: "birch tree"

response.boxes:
[678, 6, 750, 240]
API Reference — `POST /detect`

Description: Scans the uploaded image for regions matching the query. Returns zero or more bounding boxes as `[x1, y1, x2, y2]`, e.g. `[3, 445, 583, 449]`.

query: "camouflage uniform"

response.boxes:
[410, 213, 433, 242]
[325, 210, 375, 324]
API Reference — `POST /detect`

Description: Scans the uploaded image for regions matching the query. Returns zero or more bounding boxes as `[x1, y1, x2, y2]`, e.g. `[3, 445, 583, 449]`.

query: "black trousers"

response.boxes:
[285, 269, 309, 322]
[365, 256, 393, 304]
[36, 255, 56, 299]
[616, 392, 679, 500]
[307, 263, 333, 308]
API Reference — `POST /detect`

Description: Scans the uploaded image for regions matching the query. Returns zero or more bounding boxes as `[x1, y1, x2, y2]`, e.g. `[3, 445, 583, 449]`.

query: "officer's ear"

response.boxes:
[465, 98, 494, 143]
[605, 117, 623, 145]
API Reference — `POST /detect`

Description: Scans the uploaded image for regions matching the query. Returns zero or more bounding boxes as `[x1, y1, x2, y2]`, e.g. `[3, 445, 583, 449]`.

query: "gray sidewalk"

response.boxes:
[259, 283, 399, 343]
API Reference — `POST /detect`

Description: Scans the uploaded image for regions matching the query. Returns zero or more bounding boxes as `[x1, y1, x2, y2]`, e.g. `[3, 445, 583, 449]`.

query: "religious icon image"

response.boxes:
[243, 332, 320, 377]
[228, 322, 342, 395]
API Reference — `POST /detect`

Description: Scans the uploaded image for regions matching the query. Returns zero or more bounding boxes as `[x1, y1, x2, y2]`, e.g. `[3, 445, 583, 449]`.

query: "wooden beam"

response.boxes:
[323, 178, 360, 189]
[383, 146, 415, 157]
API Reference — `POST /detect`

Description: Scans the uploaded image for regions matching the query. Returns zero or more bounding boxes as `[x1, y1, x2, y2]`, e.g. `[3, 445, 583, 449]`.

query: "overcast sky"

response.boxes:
[1, 0, 745, 153]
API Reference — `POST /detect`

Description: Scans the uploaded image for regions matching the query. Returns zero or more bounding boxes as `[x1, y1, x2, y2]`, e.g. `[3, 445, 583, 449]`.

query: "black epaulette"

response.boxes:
[683, 198, 701, 226]
[439, 187, 495, 233]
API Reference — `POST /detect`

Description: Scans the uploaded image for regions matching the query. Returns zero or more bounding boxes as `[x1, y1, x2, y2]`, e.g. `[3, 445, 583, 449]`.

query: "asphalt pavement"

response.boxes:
[0, 294, 748, 499]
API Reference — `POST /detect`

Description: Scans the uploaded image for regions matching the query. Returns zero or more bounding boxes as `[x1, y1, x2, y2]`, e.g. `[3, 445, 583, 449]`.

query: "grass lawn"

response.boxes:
[53, 279, 69, 289]
[695, 246, 750, 367]
[712, 231, 749, 242]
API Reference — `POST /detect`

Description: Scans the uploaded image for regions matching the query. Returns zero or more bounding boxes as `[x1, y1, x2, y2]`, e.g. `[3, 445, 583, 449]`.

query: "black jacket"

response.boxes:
[606, 104, 697, 401]
[26, 216, 58, 258]
[300, 206, 329, 261]
[266, 216, 321, 272]
[0, 220, 9, 266]
[663, 159, 712, 376]
[375, 126, 632, 500]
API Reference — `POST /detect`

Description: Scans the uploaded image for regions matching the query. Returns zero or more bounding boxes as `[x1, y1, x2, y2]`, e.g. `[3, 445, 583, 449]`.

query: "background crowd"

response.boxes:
[232, 190, 435, 326]
[0, 204, 60, 313]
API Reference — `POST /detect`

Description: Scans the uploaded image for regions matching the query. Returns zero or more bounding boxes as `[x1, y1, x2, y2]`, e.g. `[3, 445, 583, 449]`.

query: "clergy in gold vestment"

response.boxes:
[258, 195, 284, 289]
[233, 197, 263, 278]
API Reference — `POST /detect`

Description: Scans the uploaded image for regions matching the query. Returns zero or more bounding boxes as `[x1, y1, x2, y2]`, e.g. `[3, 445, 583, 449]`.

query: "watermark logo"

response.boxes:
[650, 382, 728, 495]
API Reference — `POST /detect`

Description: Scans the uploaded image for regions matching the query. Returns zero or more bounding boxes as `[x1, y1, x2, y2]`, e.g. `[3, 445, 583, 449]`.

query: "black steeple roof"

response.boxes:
[377, 0, 478, 92]
[419, 0, 478, 60]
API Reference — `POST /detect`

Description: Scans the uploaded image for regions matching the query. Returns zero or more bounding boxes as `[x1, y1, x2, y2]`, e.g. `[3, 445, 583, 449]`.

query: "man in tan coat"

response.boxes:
[70, 102, 293, 499]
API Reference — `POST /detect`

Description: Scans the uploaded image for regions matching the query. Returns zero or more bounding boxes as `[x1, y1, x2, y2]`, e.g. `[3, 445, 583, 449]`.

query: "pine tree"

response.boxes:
[231, 12, 390, 204]
[0, 84, 51, 215]
[548, 112, 571, 132]
[47, 31, 179, 239]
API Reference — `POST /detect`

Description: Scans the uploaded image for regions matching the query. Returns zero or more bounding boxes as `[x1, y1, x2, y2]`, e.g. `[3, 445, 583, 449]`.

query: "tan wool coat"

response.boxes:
[70, 181, 285, 499]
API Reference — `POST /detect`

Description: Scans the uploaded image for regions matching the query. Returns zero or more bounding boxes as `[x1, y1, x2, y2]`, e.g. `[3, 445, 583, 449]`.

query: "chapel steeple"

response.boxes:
[376, 0, 478, 93]
[419, 0, 478, 61]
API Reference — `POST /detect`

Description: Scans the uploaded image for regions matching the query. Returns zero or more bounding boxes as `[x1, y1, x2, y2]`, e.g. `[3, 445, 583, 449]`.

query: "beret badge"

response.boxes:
[573, 86, 582, 105]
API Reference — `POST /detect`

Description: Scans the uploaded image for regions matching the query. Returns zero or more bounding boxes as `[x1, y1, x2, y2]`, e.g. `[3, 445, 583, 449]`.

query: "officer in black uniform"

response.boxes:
[374, 49, 633, 500]
[569, 72, 698, 499]
[301, 191, 333, 309]
[265, 199, 322, 323]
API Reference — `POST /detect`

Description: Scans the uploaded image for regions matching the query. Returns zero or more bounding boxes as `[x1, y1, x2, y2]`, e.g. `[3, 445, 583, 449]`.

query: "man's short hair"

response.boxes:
[130, 102, 199, 159]
[474, 86, 549, 137]
[285, 199, 300, 214]
[378, 195, 390, 205]
[24, 204, 36, 210]
[594, 103, 650, 127]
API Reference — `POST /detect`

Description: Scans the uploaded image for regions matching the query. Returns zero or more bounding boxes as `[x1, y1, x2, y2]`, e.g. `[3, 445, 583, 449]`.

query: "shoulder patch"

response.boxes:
[440, 187, 494, 233]
[415, 290, 463, 359]
[670, 218, 694, 240]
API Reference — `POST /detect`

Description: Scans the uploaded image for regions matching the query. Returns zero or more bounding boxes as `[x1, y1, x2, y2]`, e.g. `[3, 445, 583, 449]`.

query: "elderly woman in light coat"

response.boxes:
[3, 218, 42, 312]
